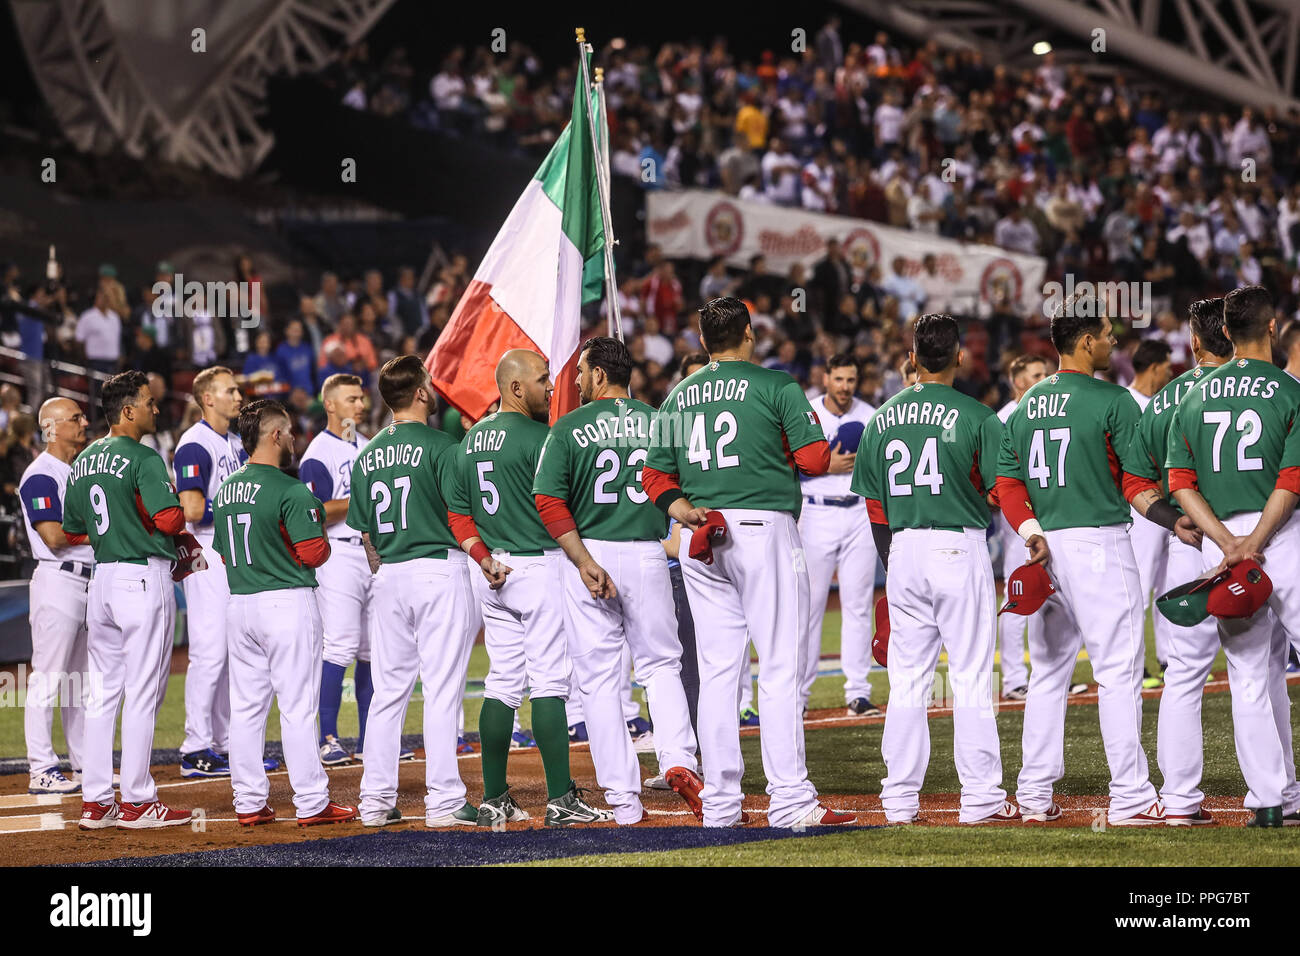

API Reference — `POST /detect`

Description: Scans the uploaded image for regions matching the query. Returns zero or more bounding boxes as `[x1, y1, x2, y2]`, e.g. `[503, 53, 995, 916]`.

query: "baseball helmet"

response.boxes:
[999, 563, 1055, 616]
[1157, 559, 1272, 626]
[831, 420, 867, 454]
[872, 595, 890, 667]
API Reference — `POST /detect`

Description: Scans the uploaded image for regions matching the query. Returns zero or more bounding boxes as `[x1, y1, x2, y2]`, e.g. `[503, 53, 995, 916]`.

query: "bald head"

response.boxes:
[494, 349, 553, 423]
[39, 397, 78, 424]
[37, 396, 86, 457]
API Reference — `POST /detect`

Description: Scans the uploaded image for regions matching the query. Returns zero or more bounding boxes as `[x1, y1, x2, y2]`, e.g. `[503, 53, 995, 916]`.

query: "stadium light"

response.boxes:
[1032, 41, 1052, 55]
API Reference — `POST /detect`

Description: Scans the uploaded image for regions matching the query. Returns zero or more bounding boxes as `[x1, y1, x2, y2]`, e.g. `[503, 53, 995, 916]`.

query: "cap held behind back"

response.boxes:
[998, 563, 1055, 616]
[1156, 560, 1272, 626]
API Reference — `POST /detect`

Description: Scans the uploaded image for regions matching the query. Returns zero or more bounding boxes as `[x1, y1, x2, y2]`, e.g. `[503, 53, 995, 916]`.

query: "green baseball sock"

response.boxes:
[531, 696, 572, 800]
[479, 697, 515, 801]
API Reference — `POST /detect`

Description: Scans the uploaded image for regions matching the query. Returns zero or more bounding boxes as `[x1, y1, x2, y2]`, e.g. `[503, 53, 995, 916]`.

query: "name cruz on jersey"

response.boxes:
[173, 420, 246, 535]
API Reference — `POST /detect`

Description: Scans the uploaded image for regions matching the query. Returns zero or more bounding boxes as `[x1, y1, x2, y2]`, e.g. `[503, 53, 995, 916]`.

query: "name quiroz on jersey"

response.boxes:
[215, 479, 262, 506]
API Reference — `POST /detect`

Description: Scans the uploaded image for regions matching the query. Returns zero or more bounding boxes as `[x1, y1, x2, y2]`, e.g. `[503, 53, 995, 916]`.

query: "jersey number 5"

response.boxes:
[885, 437, 944, 496]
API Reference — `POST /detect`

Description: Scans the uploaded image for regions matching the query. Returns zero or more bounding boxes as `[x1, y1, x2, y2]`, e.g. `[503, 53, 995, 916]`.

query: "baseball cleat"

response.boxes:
[567, 722, 589, 743]
[1141, 669, 1164, 690]
[297, 801, 359, 827]
[545, 781, 615, 827]
[643, 773, 672, 790]
[846, 697, 883, 717]
[1020, 803, 1062, 823]
[179, 748, 231, 778]
[793, 804, 857, 827]
[739, 707, 760, 727]
[362, 807, 403, 828]
[427, 802, 478, 828]
[627, 717, 656, 753]
[886, 814, 919, 825]
[457, 736, 476, 755]
[965, 801, 1021, 824]
[1109, 801, 1166, 827]
[319, 735, 351, 766]
[509, 729, 536, 749]
[1282, 809, 1300, 826]
[1002, 686, 1029, 701]
[724, 811, 754, 827]
[78, 800, 121, 830]
[237, 805, 276, 827]
[118, 800, 192, 829]
[398, 745, 416, 761]
[1166, 807, 1216, 827]
[1247, 806, 1284, 828]
[476, 789, 531, 827]
[1067, 682, 1089, 695]
[665, 766, 705, 821]
[29, 767, 80, 795]
[216, 752, 279, 774]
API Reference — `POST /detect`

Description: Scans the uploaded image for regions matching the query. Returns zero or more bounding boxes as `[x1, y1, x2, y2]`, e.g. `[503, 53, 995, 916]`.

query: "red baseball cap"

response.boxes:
[872, 595, 890, 667]
[999, 563, 1055, 616]
[1206, 559, 1272, 619]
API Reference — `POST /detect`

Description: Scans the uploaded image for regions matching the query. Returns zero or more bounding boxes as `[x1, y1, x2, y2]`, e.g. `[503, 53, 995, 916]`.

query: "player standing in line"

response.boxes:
[996, 300, 1191, 826]
[20, 398, 92, 794]
[643, 297, 854, 828]
[533, 337, 703, 824]
[349, 357, 478, 827]
[1166, 286, 1300, 828]
[446, 349, 612, 827]
[1125, 339, 1175, 688]
[64, 372, 193, 829]
[172, 366, 245, 778]
[213, 399, 357, 827]
[1124, 298, 1230, 825]
[798, 354, 881, 718]
[851, 314, 1014, 823]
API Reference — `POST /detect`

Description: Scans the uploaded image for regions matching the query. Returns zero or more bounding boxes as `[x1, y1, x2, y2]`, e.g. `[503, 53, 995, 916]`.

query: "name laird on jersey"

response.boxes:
[873, 399, 961, 433]
[357, 442, 425, 474]
[214, 479, 262, 507]
[674, 377, 750, 409]
[69, 447, 131, 481]
[1195, 371, 1280, 402]
[465, 428, 506, 454]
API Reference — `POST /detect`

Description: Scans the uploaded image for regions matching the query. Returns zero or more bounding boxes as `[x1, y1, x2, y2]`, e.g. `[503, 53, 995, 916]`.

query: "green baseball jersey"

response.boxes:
[1166, 357, 1300, 519]
[446, 411, 554, 553]
[63, 435, 180, 564]
[849, 382, 1000, 530]
[1127, 363, 1222, 509]
[532, 397, 667, 542]
[997, 370, 1144, 531]
[347, 421, 458, 563]
[212, 462, 329, 594]
[645, 360, 824, 517]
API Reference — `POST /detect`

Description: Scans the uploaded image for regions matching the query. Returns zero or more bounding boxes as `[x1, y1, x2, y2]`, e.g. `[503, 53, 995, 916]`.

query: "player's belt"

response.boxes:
[56, 560, 92, 580]
[804, 494, 861, 508]
[329, 535, 364, 545]
[500, 549, 544, 557]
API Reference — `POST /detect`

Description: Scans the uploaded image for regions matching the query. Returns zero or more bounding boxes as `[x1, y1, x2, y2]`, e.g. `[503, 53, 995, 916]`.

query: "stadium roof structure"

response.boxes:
[10, 0, 395, 179]
[839, 0, 1300, 114]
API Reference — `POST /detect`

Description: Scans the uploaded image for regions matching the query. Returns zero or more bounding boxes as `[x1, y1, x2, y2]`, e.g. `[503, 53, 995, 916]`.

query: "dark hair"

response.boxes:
[237, 399, 289, 452]
[1049, 291, 1106, 355]
[912, 314, 961, 373]
[580, 336, 633, 387]
[678, 352, 709, 376]
[1132, 338, 1172, 373]
[1188, 298, 1231, 358]
[1223, 285, 1274, 343]
[826, 352, 859, 375]
[698, 297, 751, 352]
[378, 355, 429, 411]
[101, 371, 149, 424]
[1280, 320, 1300, 360]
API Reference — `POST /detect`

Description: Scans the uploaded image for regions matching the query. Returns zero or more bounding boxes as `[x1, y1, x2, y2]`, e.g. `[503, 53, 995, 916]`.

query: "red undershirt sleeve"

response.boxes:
[151, 505, 185, 536]
[1277, 466, 1300, 495]
[642, 466, 684, 512]
[1121, 471, 1159, 503]
[292, 536, 331, 568]
[534, 494, 577, 540]
[1167, 468, 1199, 493]
[792, 439, 831, 476]
[995, 475, 1036, 531]
[865, 498, 887, 525]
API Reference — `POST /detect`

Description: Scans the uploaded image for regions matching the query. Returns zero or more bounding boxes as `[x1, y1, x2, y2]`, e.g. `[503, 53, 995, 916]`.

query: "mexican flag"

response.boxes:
[427, 58, 606, 424]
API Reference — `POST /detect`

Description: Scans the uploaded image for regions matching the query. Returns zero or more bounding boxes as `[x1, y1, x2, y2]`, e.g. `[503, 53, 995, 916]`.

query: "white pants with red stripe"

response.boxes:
[881, 528, 1005, 823]
[83, 557, 175, 806]
[680, 509, 821, 828]
[179, 533, 231, 754]
[25, 563, 89, 773]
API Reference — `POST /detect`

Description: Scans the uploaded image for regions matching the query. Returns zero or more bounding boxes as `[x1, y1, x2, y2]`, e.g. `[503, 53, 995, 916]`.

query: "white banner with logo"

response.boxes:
[645, 189, 1046, 313]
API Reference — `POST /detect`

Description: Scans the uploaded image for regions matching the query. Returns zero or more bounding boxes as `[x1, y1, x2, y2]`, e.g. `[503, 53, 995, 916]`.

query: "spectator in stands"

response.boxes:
[994, 202, 1040, 255]
[315, 271, 348, 326]
[75, 287, 122, 377]
[0, 413, 37, 497]
[761, 137, 802, 207]
[361, 269, 390, 324]
[643, 260, 684, 334]
[243, 330, 280, 380]
[0, 385, 20, 431]
[699, 256, 736, 301]
[718, 132, 760, 195]
[125, 326, 171, 381]
[801, 147, 837, 212]
[97, 264, 129, 321]
[319, 342, 362, 389]
[387, 266, 428, 337]
[812, 239, 853, 329]
[357, 299, 394, 355]
[275, 318, 317, 395]
[880, 256, 926, 320]
[319, 312, 379, 385]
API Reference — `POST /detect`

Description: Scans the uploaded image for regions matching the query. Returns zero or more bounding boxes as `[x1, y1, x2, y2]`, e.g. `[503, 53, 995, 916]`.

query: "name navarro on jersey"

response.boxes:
[70, 448, 131, 481]
[215, 480, 263, 507]
[674, 377, 750, 409]
[357, 442, 425, 474]
[873, 399, 961, 433]
[1195, 371, 1280, 402]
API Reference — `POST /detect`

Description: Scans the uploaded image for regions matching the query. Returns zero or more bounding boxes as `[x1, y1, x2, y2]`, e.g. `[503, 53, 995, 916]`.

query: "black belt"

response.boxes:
[58, 561, 92, 580]
[805, 495, 861, 508]
[330, 535, 364, 546]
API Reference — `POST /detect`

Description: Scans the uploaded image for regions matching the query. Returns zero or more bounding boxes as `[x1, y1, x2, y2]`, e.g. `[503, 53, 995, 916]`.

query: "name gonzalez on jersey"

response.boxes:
[69, 442, 132, 481]
[571, 402, 649, 449]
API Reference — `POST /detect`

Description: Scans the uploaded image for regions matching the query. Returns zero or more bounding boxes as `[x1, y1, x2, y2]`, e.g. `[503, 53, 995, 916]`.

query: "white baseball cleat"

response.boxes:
[29, 767, 80, 795]
[643, 773, 672, 790]
[1108, 801, 1166, 827]
[1020, 803, 1062, 823]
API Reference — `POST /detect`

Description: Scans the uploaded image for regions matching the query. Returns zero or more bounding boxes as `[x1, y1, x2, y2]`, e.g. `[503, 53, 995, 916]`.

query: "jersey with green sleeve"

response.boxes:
[63, 435, 180, 564]
[1127, 364, 1216, 506]
[347, 421, 458, 563]
[451, 411, 554, 553]
[849, 382, 1000, 530]
[645, 360, 824, 517]
[1166, 358, 1300, 518]
[532, 397, 667, 542]
[212, 462, 328, 594]
[997, 371, 1144, 531]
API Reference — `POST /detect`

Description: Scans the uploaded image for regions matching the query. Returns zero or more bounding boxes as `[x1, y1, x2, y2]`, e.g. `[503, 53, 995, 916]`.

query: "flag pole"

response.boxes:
[576, 27, 624, 342]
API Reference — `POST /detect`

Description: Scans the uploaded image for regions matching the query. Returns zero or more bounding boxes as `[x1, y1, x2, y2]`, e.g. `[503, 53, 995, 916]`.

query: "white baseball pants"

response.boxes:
[25, 563, 89, 773]
[481, 551, 570, 708]
[1129, 506, 1170, 663]
[180, 534, 230, 754]
[798, 502, 878, 707]
[361, 556, 475, 819]
[1017, 525, 1158, 822]
[317, 541, 373, 666]
[564, 539, 699, 823]
[998, 516, 1032, 691]
[881, 528, 1005, 823]
[226, 587, 330, 818]
[680, 509, 820, 828]
[82, 558, 175, 806]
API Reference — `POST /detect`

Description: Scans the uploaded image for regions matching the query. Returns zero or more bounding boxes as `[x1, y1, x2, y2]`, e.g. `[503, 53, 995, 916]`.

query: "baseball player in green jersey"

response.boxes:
[348, 356, 478, 828]
[63, 371, 194, 830]
[850, 314, 1014, 824]
[446, 348, 612, 827]
[533, 336, 703, 824]
[212, 399, 358, 827]
[1166, 286, 1300, 827]
[1125, 298, 1232, 825]
[996, 297, 1194, 826]
[643, 297, 855, 829]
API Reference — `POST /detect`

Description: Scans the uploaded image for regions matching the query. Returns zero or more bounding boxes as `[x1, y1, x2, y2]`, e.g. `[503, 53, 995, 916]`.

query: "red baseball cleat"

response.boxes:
[297, 801, 359, 827]
[79, 800, 121, 830]
[664, 766, 705, 821]
[965, 801, 1022, 824]
[237, 805, 276, 827]
[117, 800, 192, 829]
[795, 804, 857, 826]
[1166, 807, 1216, 827]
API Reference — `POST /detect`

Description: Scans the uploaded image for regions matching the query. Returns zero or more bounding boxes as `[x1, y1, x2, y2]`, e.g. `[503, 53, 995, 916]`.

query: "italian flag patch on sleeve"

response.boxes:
[180, 464, 200, 479]
[31, 496, 52, 510]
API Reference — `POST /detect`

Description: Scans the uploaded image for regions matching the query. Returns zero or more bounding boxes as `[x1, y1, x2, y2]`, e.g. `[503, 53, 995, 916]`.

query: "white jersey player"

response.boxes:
[20, 398, 93, 794]
[797, 354, 880, 716]
[173, 366, 246, 777]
